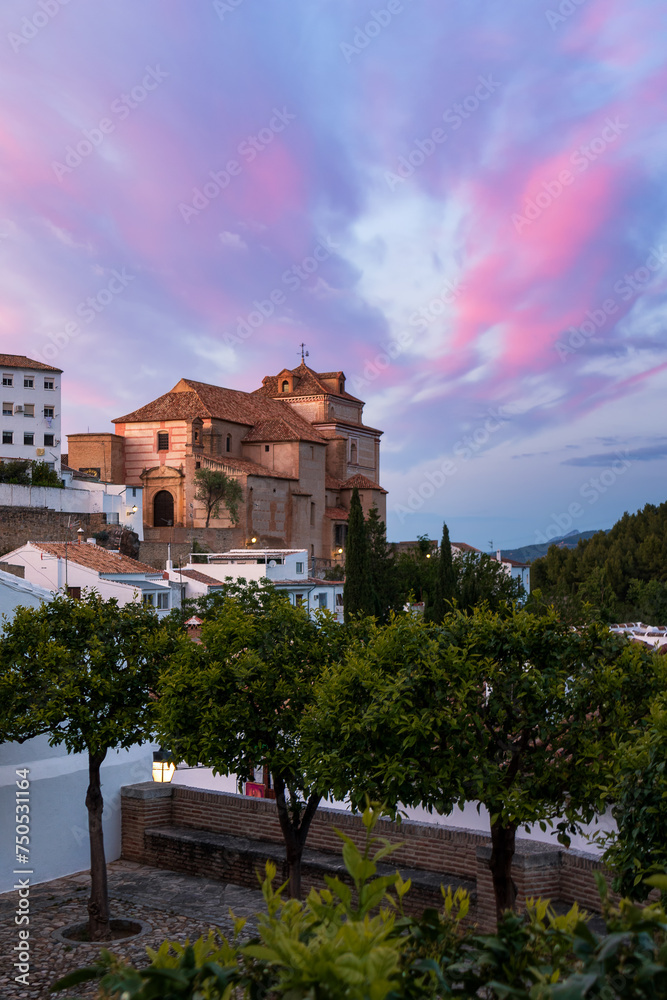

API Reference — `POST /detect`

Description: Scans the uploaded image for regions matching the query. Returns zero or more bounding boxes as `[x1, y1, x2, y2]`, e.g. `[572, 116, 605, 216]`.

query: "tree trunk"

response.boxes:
[86, 750, 111, 941]
[273, 773, 321, 899]
[489, 820, 517, 923]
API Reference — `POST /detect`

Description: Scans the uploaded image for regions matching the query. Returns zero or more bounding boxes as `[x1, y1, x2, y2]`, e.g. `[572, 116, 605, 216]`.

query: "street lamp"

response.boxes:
[152, 749, 175, 783]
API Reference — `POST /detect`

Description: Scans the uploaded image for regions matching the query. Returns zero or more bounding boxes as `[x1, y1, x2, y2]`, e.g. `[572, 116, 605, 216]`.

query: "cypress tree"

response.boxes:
[366, 504, 395, 622]
[428, 521, 457, 623]
[343, 487, 371, 622]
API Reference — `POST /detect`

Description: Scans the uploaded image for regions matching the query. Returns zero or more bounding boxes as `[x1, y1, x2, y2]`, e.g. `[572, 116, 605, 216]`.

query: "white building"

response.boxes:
[0, 565, 155, 893]
[1, 540, 174, 615]
[1, 354, 62, 472]
[167, 548, 344, 619]
[0, 468, 144, 539]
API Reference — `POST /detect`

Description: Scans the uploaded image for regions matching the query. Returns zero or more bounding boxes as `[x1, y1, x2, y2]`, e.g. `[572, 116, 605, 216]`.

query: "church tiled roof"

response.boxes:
[113, 379, 326, 444]
[255, 362, 363, 403]
[340, 474, 387, 493]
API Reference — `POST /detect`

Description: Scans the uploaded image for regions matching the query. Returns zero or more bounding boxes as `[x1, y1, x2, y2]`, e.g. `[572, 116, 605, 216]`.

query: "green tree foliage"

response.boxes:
[454, 551, 525, 612]
[343, 487, 371, 621]
[155, 598, 347, 898]
[602, 696, 667, 901]
[308, 608, 662, 921]
[0, 593, 174, 940]
[366, 504, 396, 622]
[427, 521, 457, 623]
[54, 808, 667, 1000]
[531, 501, 667, 623]
[193, 468, 243, 527]
[0, 458, 62, 487]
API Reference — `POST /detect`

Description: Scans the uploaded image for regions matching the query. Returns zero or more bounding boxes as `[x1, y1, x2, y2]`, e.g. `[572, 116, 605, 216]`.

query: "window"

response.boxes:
[24, 377, 34, 389]
[44, 379, 54, 390]
[142, 593, 154, 606]
[24, 432, 34, 445]
[43, 406, 54, 418]
[156, 592, 169, 609]
[264, 444, 269, 452]
[296, 561, 304, 574]
[336, 593, 344, 607]
[44, 434, 54, 447]
[310, 502, 315, 527]
[295, 593, 304, 607]
[226, 434, 231, 453]
[339, 381, 344, 394]
[46, 462, 55, 471]
[195, 461, 201, 469]
[66, 587, 81, 600]
[2, 402, 12, 415]
[132, 488, 137, 497]
[2, 374, 13, 387]
[281, 380, 289, 393]
[334, 524, 348, 547]
[317, 592, 328, 609]
[193, 426, 200, 443]
[157, 432, 169, 451]
[2, 431, 13, 445]
[350, 441, 357, 464]
[23, 404, 34, 417]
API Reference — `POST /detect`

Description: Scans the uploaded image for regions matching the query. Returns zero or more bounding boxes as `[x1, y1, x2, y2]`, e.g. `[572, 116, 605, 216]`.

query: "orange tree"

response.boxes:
[155, 595, 353, 898]
[307, 606, 662, 922]
[0, 592, 175, 940]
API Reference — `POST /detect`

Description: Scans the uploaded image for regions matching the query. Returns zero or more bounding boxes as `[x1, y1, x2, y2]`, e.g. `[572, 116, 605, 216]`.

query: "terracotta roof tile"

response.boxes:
[32, 542, 160, 576]
[113, 378, 326, 445]
[178, 569, 226, 586]
[326, 475, 344, 490]
[340, 474, 387, 493]
[0, 354, 62, 373]
[324, 506, 349, 520]
[255, 362, 363, 404]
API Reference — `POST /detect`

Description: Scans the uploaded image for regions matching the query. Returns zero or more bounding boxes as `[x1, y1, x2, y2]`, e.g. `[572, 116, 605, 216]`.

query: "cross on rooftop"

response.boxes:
[298, 343, 309, 363]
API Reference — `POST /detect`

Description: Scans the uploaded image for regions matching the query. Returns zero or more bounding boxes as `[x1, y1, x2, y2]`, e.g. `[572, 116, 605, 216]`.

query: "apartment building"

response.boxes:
[1, 354, 63, 472]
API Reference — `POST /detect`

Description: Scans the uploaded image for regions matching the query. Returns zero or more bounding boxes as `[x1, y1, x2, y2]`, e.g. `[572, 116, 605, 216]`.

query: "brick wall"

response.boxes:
[121, 783, 614, 930]
[0, 506, 106, 558]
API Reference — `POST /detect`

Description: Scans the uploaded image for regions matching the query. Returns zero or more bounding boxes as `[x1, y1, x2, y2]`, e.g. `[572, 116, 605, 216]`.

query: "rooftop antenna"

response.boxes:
[298, 343, 309, 363]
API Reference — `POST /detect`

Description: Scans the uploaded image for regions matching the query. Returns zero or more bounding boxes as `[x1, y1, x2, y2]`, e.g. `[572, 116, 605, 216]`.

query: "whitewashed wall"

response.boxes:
[0, 736, 156, 892]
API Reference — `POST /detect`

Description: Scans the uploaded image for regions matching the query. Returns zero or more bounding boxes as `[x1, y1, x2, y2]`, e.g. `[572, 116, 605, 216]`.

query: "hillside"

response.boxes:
[529, 501, 667, 623]
[501, 530, 602, 564]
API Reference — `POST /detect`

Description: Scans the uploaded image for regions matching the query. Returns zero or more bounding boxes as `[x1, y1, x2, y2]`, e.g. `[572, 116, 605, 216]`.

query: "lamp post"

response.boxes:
[152, 749, 175, 783]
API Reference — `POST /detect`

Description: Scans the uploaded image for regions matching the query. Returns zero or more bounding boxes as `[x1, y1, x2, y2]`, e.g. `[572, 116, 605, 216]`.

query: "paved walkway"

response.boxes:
[0, 859, 267, 1000]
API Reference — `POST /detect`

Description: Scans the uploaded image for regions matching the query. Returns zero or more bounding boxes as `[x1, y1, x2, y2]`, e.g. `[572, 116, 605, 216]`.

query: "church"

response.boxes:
[67, 361, 387, 565]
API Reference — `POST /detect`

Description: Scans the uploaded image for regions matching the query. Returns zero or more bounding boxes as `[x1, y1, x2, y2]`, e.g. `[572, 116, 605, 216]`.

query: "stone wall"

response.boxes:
[0, 506, 106, 558]
[121, 783, 613, 931]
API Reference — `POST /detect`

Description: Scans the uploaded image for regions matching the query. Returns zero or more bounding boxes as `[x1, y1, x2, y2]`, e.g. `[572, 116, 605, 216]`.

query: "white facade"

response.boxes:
[1, 357, 62, 472]
[0, 478, 144, 539]
[1, 541, 174, 616]
[0, 565, 156, 893]
[170, 548, 344, 619]
[0, 567, 54, 617]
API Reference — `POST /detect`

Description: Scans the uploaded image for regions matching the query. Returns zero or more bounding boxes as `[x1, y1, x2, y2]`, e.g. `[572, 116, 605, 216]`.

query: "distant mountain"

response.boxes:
[501, 530, 604, 564]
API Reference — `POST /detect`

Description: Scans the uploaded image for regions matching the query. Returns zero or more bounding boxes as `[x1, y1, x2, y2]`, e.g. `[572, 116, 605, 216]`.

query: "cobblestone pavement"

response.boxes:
[0, 860, 267, 1000]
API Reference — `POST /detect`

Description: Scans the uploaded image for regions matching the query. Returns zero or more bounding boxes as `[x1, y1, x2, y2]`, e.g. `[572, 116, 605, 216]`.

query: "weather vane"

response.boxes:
[298, 343, 309, 363]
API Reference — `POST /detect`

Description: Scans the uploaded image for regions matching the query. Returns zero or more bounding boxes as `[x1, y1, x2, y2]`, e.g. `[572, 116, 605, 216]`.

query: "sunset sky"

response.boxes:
[1, 0, 666, 549]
